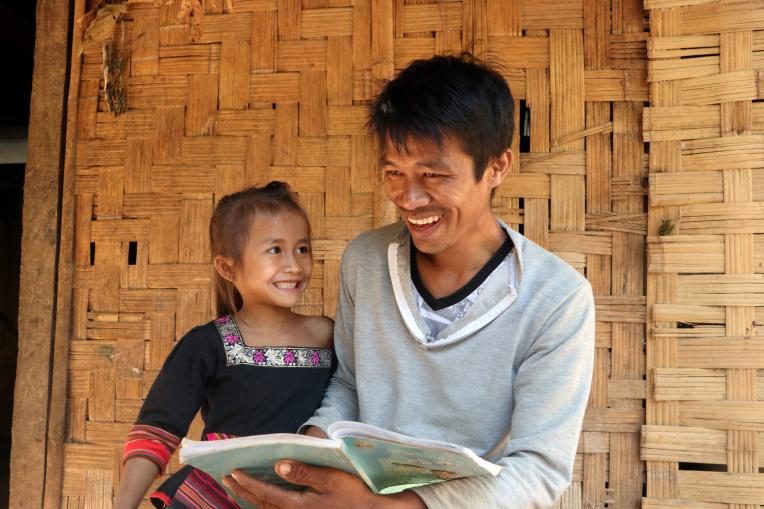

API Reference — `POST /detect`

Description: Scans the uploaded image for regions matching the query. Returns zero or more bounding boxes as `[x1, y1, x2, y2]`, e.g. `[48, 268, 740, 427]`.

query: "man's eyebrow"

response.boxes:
[418, 158, 451, 171]
[379, 158, 451, 171]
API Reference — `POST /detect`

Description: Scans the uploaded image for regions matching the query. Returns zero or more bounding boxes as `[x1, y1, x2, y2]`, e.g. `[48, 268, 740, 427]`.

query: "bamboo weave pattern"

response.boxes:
[644, 0, 764, 508]
[60, 1, 649, 507]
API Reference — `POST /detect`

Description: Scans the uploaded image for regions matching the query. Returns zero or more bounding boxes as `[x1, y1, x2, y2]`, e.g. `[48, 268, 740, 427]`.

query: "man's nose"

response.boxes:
[397, 181, 429, 210]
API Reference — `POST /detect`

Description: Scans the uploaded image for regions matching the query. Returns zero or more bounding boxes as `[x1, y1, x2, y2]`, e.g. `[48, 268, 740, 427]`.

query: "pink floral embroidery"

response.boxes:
[215, 315, 331, 368]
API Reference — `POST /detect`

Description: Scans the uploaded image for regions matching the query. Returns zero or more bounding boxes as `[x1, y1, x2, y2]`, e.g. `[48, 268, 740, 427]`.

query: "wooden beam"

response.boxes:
[9, 0, 73, 508]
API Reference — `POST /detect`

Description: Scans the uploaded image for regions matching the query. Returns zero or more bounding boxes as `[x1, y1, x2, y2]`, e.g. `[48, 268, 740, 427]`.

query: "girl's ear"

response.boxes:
[214, 255, 235, 282]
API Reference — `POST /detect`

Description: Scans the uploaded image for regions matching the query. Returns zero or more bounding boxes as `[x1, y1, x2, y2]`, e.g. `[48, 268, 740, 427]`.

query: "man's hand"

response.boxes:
[222, 461, 426, 509]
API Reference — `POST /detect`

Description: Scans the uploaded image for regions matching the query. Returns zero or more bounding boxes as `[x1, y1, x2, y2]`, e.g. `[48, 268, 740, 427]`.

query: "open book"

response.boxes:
[180, 421, 502, 507]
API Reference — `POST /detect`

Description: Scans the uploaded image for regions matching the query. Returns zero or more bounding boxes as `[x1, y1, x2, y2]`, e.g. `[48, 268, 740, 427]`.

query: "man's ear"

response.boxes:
[214, 255, 235, 282]
[484, 149, 513, 189]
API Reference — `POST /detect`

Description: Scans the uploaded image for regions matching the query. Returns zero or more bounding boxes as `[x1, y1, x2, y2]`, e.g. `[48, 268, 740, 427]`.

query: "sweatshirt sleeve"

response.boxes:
[301, 247, 360, 433]
[412, 282, 595, 509]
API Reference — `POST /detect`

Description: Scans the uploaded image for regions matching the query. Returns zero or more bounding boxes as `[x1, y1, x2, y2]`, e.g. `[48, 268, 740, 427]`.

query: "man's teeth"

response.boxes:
[408, 215, 440, 225]
[274, 282, 299, 289]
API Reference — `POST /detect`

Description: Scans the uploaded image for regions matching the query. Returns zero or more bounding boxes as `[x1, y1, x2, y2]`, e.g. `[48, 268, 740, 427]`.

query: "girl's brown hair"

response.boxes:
[210, 181, 309, 317]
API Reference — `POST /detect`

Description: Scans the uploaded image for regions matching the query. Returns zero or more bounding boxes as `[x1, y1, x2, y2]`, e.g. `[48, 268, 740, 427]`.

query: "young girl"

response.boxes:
[115, 182, 334, 509]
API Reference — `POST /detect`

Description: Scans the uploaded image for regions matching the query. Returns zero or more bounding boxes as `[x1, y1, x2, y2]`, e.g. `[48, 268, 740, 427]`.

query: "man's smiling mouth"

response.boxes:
[407, 215, 441, 225]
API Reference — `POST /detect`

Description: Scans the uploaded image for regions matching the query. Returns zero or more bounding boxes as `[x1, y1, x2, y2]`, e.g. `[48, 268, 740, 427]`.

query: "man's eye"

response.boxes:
[267, 246, 281, 254]
[384, 169, 402, 177]
[423, 172, 441, 178]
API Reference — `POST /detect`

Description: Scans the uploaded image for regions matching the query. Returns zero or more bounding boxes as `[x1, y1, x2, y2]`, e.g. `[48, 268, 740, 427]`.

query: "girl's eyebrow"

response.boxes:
[259, 237, 309, 244]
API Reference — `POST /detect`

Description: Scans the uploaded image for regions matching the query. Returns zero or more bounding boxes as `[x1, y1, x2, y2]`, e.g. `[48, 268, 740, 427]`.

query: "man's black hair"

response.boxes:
[369, 52, 514, 181]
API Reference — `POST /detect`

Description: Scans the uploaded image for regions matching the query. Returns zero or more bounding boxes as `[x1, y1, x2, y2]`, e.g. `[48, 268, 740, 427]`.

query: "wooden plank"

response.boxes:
[10, 0, 74, 507]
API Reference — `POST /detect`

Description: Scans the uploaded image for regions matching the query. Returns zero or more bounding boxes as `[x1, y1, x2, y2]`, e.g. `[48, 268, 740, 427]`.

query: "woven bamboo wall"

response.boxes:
[56, 1, 649, 507]
[643, 0, 764, 508]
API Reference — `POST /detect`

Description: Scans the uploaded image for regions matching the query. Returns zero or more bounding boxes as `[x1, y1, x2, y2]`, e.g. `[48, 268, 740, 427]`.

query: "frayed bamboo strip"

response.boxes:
[652, 304, 725, 324]
[678, 471, 764, 504]
[643, 105, 719, 142]
[647, 35, 719, 59]
[680, 1, 764, 36]
[301, 7, 352, 37]
[680, 70, 757, 105]
[677, 273, 764, 306]
[642, 425, 729, 465]
[648, 55, 718, 82]
[649, 171, 723, 207]
[682, 135, 764, 171]
[648, 235, 724, 273]
[653, 368, 726, 401]
[644, 0, 717, 9]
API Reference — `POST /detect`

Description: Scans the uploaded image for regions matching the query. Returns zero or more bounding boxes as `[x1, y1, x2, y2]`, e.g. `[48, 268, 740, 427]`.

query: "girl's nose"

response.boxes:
[283, 253, 303, 273]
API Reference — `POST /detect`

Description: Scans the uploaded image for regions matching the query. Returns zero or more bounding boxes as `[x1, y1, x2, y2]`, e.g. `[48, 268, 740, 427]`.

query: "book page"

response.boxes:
[328, 422, 502, 494]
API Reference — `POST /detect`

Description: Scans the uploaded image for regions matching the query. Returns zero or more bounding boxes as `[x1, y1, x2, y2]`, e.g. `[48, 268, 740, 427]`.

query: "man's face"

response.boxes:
[381, 136, 499, 257]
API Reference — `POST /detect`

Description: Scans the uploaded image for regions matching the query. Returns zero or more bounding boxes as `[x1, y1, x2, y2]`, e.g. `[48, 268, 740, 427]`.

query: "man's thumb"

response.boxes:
[275, 460, 324, 491]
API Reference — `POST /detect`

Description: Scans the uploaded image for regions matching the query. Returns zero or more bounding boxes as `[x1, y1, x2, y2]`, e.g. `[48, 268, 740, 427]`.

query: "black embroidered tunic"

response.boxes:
[122, 315, 334, 508]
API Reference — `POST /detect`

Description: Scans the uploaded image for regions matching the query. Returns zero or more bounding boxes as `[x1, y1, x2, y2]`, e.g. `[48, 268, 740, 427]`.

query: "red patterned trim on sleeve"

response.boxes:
[122, 424, 181, 471]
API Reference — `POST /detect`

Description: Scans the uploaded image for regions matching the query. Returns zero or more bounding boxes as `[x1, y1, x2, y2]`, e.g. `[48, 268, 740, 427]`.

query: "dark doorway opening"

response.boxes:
[0, 1, 35, 505]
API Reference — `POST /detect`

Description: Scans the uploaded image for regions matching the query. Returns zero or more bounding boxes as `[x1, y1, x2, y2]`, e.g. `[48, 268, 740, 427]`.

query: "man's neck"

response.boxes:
[414, 218, 506, 298]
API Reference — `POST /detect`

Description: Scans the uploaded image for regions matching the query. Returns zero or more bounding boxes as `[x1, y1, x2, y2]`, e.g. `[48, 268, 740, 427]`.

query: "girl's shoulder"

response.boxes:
[296, 314, 334, 349]
[176, 318, 230, 353]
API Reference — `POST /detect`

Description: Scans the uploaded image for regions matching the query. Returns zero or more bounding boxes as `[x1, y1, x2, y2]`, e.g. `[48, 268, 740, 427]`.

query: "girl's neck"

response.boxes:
[234, 303, 296, 337]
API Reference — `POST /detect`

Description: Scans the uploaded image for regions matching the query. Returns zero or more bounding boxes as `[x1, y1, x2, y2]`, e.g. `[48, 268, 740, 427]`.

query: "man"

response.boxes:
[224, 53, 595, 508]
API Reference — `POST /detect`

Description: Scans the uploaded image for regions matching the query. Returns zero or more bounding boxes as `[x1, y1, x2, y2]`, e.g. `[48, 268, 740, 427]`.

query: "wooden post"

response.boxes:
[9, 0, 73, 507]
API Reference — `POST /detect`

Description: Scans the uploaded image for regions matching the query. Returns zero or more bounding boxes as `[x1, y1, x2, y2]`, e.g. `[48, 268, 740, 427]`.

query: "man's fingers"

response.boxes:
[274, 460, 331, 493]
[222, 470, 302, 509]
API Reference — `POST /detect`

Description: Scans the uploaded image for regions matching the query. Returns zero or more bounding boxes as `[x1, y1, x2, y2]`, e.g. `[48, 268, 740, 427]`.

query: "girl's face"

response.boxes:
[231, 209, 312, 309]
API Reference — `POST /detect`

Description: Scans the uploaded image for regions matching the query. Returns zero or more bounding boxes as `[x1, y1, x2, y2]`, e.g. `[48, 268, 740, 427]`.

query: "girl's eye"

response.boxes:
[267, 246, 281, 254]
[297, 246, 310, 255]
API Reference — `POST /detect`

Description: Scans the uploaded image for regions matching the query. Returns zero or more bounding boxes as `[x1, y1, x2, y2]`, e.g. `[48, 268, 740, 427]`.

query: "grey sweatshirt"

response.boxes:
[304, 222, 595, 508]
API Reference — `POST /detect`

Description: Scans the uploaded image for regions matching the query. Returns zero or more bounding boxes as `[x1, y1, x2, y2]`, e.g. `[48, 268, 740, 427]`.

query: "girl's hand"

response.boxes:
[301, 425, 328, 439]
[222, 462, 426, 509]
